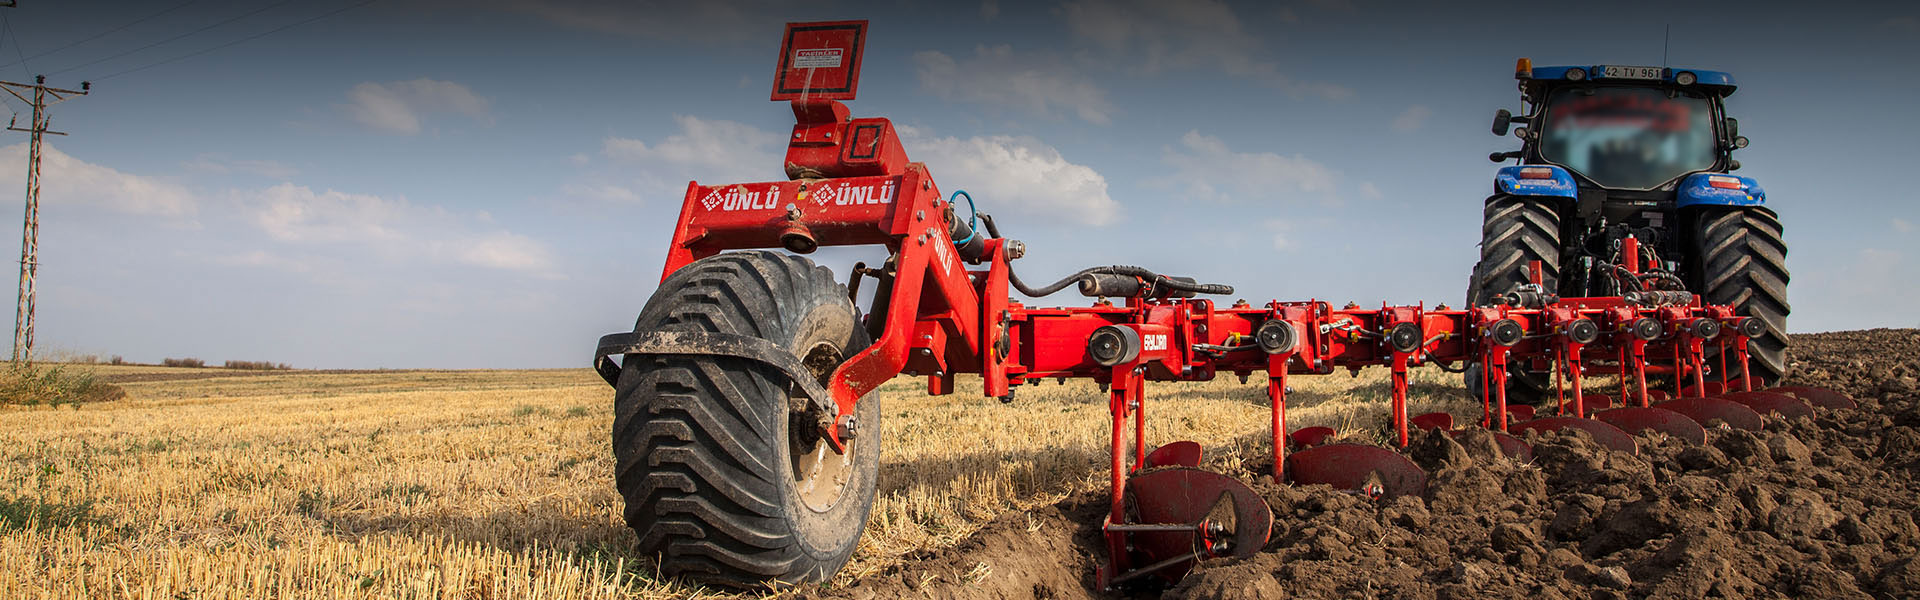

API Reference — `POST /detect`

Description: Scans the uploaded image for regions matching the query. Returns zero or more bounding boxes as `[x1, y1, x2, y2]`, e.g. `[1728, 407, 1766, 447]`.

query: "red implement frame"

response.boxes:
[638, 21, 1780, 589]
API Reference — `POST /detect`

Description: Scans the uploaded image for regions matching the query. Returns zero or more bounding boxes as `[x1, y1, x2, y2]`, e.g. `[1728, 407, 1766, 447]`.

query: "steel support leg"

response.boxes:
[1565, 344, 1586, 417]
[1268, 368, 1288, 483]
[1106, 371, 1130, 566]
[1391, 353, 1410, 447]
[1631, 340, 1650, 407]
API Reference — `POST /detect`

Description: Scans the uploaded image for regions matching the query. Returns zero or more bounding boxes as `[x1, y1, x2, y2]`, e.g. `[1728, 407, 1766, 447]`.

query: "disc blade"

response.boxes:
[1143, 440, 1203, 469]
[1514, 417, 1638, 454]
[1411, 412, 1454, 431]
[1718, 391, 1815, 420]
[1680, 380, 1729, 398]
[1125, 467, 1273, 582]
[1506, 405, 1536, 423]
[1593, 406, 1707, 445]
[1289, 426, 1337, 448]
[1765, 386, 1858, 410]
[1657, 396, 1765, 431]
[1285, 443, 1427, 499]
[1582, 393, 1615, 413]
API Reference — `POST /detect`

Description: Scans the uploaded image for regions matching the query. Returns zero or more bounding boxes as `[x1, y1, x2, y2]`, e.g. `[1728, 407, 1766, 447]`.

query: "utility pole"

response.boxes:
[1, 75, 87, 363]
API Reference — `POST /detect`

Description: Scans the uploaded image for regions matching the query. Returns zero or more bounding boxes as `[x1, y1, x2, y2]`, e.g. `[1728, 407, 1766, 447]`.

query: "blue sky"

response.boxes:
[1, 0, 1914, 368]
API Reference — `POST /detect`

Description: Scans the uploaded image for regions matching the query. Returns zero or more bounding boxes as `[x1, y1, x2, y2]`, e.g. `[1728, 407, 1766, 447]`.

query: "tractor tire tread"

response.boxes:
[611, 250, 862, 587]
[1697, 208, 1790, 384]
[1472, 196, 1561, 402]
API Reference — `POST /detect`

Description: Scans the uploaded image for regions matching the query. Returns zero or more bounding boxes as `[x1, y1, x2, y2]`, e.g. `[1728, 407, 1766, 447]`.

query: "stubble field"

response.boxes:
[0, 360, 1472, 599]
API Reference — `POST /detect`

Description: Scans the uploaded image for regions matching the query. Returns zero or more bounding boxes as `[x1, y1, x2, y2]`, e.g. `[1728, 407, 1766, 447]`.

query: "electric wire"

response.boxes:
[1, 12, 29, 79]
[90, 0, 384, 81]
[45, 0, 302, 77]
[0, 0, 202, 71]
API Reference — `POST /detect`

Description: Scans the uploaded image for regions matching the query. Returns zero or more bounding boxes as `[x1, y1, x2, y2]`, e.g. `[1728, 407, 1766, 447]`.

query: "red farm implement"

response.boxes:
[592, 21, 1851, 590]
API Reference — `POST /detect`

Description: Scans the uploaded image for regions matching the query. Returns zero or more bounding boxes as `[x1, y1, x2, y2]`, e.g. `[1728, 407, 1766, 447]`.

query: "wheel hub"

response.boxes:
[791, 341, 854, 512]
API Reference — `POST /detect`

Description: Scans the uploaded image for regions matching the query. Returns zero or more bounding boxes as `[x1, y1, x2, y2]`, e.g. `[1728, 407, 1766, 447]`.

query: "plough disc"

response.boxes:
[1507, 405, 1537, 423]
[1125, 467, 1273, 581]
[1582, 393, 1616, 413]
[1719, 391, 1816, 420]
[1681, 380, 1730, 397]
[1593, 407, 1708, 445]
[1449, 429, 1535, 462]
[1766, 386, 1858, 410]
[1657, 396, 1765, 431]
[1285, 443, 1427, 499]
[1143, 441, 1204, 469]
[1289, 426, 1338, 448]
[1411, 412, 1455, 431]
[1514, 417, 1638, 454]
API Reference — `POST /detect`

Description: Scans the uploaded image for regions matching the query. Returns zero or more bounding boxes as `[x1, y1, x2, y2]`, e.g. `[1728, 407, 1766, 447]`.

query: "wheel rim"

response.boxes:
[790, 341, 854, 513]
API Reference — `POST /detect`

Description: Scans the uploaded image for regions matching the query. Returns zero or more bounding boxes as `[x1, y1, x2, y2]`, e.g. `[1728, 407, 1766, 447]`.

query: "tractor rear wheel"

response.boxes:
[1467, 195, 1562, 404]
[1691, 207, 1790, 385]
[611, 250, 879, 588]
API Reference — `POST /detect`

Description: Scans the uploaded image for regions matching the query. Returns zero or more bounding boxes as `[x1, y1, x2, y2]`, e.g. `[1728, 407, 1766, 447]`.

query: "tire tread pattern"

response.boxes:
[611, 251, 852, 586]
[1472, 196, 1561, 401]
[1697, 208, 1791, 383]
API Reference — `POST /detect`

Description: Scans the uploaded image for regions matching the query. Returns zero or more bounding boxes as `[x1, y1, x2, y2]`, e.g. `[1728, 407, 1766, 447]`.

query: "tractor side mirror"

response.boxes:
[1724, 117, 1739, 138]
[1493, 109, 1512, 136]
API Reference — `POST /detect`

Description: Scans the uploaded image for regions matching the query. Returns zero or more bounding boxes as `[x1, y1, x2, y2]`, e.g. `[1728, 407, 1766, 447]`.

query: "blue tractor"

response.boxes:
[1469, 59, 1788, 400]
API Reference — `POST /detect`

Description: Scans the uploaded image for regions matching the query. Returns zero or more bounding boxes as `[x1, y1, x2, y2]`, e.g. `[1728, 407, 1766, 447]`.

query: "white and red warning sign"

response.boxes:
[792, 48, 844, 69]
[770, 20, 867, 101]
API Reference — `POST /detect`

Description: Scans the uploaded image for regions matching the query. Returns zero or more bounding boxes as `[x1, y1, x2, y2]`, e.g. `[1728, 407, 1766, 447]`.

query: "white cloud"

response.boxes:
[0, 143, 194, 216]
[1895, 218, 1914, 234]
[914, 46, 1116, 125]
[445, 232, 553, 271]
[981, 0, 1000, 19]
[1265, 219, 1293, 250]
[245, 183, 555, 273]
[562, 182, 642, 205]
[1154, 130, 1352, 204]
[901, 129, 1119, 226]
[602, 115, 786, 185]
[1391, 105, 1432, 133]
[343, 79, 492, 135]
[185, 154, 298, 178]
[1060, 0, 1350, 99]
[209, 249, 314, 273]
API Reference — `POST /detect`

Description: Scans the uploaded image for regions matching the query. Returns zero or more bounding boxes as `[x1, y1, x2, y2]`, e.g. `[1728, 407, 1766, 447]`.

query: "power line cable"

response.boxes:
[0, 0, 203, 70]
[46, 0, 301, 76]
[0, 12, 28, 79]
[92, 0, 383, 81]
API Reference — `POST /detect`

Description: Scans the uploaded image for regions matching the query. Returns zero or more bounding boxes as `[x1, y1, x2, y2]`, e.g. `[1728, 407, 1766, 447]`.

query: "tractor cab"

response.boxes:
[1486, 59, 1763, 295]
[1493, 59, 1752, 198]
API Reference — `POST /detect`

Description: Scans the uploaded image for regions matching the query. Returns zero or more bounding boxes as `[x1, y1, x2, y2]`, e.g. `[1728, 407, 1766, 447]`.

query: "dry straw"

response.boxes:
[0, 363, 1475, 598]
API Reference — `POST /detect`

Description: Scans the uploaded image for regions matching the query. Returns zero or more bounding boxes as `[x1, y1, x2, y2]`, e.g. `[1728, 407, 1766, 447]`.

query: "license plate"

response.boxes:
[1601, 65, 1663, 80]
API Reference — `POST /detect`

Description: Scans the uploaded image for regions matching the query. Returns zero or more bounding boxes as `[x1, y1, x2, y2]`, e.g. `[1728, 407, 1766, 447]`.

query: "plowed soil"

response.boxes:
[804, 329, 1920, 600]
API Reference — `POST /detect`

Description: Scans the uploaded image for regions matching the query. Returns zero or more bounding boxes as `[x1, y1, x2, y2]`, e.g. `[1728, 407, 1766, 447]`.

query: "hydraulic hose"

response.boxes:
[1008, 264, 1234, 297]
[975, 211, 1232, 297]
